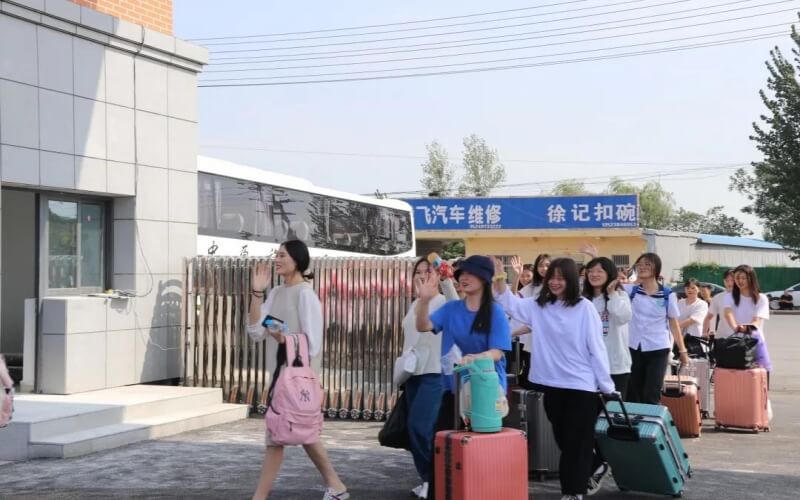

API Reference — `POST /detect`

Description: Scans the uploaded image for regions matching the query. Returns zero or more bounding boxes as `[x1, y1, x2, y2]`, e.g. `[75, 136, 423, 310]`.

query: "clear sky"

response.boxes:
[174, 0, 800, 238]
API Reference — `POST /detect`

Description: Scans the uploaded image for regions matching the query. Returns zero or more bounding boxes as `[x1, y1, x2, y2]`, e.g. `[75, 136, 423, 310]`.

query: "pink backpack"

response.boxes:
[265, 334, 323, 445]
[0, 355, 13, 428]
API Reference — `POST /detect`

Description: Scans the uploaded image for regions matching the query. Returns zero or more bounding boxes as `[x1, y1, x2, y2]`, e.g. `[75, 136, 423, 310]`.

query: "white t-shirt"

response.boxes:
[625, 284, 681, 352]
[708, 292, 735, 338]
[678, 298, 709, 337]
[723, 293, 770, 334]
[514, 284, 542, 352]
[495, 289, 615, 394]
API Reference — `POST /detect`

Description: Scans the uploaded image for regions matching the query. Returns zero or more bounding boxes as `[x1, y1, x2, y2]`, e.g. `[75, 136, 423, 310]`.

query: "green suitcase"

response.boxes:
[595, 395, 692, 498]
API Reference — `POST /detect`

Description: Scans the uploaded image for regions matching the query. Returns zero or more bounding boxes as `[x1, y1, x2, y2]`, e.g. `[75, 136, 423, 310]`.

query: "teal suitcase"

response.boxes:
[595, 395, 692, 498]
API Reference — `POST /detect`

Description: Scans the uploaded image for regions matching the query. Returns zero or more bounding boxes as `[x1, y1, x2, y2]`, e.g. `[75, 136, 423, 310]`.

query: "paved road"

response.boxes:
[1, 315, 798, 499]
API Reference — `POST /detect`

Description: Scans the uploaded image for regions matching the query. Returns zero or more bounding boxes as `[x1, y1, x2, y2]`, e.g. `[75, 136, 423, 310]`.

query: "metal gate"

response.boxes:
[182, 256, 415, 419]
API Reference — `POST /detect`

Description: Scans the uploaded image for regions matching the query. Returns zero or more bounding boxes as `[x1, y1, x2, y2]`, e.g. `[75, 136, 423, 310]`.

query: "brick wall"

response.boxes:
[69, 0, 173, 34]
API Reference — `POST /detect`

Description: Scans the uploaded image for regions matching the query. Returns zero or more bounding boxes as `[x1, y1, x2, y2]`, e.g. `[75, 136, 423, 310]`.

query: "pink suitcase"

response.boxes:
[714, 368, 770, 433]
[434, 428, 528, 500]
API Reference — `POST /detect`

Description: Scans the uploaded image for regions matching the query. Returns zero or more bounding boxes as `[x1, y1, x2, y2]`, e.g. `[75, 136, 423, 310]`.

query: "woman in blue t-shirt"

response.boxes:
[415, 254, 511, 416]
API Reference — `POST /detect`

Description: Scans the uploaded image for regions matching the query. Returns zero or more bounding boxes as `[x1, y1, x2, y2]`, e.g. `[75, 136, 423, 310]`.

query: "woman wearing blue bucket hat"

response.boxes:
[415, 254, 512, 412]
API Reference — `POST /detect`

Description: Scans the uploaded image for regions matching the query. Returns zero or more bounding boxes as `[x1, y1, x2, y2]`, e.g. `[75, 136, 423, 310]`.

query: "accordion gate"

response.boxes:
[182, 256, 415, 420]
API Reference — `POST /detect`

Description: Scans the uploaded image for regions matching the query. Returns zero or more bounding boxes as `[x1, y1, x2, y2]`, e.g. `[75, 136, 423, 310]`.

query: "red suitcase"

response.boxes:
[434, 428, 528, 500]
[661, 375, 702, 438]
[714, 367, 770, 432]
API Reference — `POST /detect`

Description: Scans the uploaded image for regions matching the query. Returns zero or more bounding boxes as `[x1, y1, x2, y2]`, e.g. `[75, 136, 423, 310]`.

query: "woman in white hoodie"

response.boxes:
[400, 257, 458, 499]
[494, 257, 615, 500]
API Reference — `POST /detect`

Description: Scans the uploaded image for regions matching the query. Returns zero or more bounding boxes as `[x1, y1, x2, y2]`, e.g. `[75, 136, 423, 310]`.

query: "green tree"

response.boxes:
[441, 240, 465, 259]
[457, 134, 506, 196]
[606, 177, 675, 229]
[731, 19, 800, 257]
[668, 206, 753, 236]
[550, 179, 587, 195]
[420, 141, 457, 197]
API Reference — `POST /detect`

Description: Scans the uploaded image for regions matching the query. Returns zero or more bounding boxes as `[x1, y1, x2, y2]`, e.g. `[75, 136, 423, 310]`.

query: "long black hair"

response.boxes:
[282, 240, 314, 280]
[731, 264, 761, 306]
[532, 253, 550, 286]
[581, 257, 618, 303]
[471, 281, 494, 334]
[536, 258, 582, 307]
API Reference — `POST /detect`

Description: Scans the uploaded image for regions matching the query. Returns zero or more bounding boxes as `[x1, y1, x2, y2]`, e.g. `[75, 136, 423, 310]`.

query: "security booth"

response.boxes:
[405, 194, 646, 270]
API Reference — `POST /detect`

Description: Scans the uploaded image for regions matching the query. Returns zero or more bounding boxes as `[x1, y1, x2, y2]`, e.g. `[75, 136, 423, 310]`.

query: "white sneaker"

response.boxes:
[411, 482, 429, 498]
[587, 462, 611, 496]
[560, 495, 583, 500]
[323, 487, 350, 500]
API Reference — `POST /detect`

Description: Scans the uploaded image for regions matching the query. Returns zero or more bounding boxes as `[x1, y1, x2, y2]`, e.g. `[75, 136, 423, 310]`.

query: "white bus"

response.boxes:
[198, 156, 416, 257]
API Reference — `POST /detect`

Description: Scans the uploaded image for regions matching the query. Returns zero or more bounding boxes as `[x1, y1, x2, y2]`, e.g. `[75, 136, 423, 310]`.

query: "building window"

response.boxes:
[612, 254, 630, 267]
[45, 198, 106, 294]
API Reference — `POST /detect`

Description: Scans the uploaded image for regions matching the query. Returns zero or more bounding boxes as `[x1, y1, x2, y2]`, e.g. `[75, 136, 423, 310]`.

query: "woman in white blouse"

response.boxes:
[723, 264, 770, 334]
[678, 278, 709, 338]
[400, 257, 458, 499]
[247, 240, 349, 500]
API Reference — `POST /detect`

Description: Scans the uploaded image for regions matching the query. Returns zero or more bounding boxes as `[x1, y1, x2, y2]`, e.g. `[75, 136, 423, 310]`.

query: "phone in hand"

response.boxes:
[262, 314, 285, 330]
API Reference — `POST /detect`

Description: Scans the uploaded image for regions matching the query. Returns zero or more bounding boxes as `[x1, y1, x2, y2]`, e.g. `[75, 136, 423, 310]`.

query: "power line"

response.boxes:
[198, 144, 749, 167]
[202, 17, 794, 74]
[199, 0, 651, 46]
[199, 27, 790, 83]
[208, 0, 696, 54]
[186, 0, 591, 41]
[208, 4, 791, 65]
[208, 0, 784, 61]
[368, 165, 747, 197]
[207, 0, 783, 55]
[198, 32, 785, 87]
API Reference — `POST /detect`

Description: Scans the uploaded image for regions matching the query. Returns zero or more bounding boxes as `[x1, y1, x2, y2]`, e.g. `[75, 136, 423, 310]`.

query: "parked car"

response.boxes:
[671, 282, 726, 300]
[766, 282, 800, 310]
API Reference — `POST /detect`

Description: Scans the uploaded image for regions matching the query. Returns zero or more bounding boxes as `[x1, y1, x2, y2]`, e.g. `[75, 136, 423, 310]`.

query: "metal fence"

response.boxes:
[182, 256, 415, 420]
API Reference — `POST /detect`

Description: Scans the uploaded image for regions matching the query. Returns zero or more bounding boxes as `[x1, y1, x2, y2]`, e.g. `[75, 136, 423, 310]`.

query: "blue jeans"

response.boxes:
[405, 373, 444, 483]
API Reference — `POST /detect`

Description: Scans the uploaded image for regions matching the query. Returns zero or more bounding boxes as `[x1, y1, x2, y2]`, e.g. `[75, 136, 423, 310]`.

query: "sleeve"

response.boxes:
[667, 292, 680, 319]
[607, 290, 632, 325]
[690, 301, 709, 325]
[246, 289, 276, 342]
[298, 287, 324, 358]
[429, 301, 450, 334]
[441, 279, 460, 302]
[584, 302, 615, 394]
[708, 295, 720, 317]
[493, 287, 534, 328]
[723, 293, 735, 310]
[488, 304, 512, 351]
[755, 294, 770, 320]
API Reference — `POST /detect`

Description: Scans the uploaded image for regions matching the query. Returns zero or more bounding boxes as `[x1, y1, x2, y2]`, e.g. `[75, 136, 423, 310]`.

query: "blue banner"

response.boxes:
[404, 195, 639, 231]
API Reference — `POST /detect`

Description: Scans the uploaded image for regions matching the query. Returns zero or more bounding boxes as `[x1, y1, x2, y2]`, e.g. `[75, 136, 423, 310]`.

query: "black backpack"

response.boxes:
[714, 332, 759, 369]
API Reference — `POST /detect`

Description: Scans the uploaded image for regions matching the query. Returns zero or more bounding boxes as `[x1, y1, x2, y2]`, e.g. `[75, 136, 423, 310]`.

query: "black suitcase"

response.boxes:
[503, 389, 560, 480]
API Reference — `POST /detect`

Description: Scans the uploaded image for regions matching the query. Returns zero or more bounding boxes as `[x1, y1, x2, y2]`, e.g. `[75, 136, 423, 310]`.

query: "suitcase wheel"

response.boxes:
[714, 425, 722, 431]
[673, 492, 683, 498]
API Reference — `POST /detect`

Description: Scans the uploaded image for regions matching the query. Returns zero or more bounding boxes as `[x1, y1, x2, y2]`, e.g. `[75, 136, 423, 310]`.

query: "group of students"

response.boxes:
[401, 251, 772, 500]
[244, 238, 770, 500]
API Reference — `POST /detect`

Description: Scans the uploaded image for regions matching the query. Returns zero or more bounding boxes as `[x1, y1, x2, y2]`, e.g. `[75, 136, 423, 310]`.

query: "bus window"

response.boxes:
[272, 187, 327, 245]
[198, 173, 272, 242]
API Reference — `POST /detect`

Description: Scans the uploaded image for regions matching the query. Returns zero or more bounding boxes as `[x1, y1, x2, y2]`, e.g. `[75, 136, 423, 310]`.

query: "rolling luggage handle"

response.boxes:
[663, 363, 696, 398]
[598, 392, 639, 442]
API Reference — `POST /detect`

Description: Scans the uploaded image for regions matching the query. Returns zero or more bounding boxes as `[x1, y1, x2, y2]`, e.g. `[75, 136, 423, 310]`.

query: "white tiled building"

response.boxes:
[0, 0, 206, 394]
